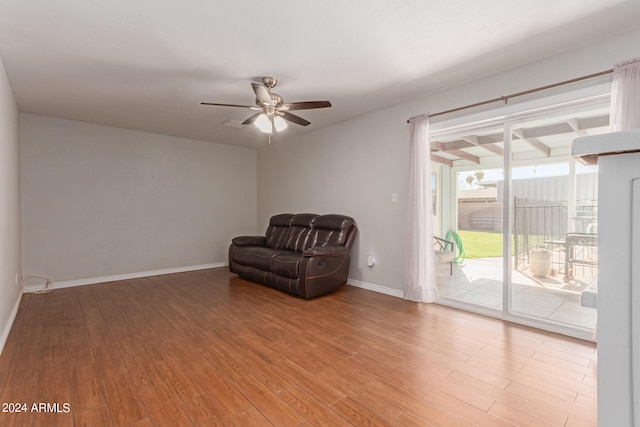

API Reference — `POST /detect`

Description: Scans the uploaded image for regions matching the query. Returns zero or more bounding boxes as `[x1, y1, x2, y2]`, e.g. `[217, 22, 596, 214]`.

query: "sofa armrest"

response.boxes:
[232, 236, 266, 246]
[303, 246, 349, 257]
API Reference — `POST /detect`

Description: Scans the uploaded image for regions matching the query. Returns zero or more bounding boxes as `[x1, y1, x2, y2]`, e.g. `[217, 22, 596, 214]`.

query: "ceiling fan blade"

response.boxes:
[242, 113, 261, 125]
[283, 101, 332, 110]
[201, 102, 254, 108]
[251, 83, 272, 106]
[282, 111, 311, 127]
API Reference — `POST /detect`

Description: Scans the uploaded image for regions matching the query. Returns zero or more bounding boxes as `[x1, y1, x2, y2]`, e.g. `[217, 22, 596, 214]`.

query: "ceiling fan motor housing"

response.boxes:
[255, 92, 283, 108]
[262, 76, 277, 88]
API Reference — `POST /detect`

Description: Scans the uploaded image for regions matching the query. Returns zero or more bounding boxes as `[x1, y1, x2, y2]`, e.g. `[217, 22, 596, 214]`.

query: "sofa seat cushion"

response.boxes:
[231, 246, 303, 279]
[270, 251, 304, 279]
[232, 246, 276, 270]
[248, 247, 280, 271]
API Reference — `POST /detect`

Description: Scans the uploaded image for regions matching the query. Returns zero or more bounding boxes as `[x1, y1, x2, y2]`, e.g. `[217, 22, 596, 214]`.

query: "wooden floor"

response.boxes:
[0, 268, 596, 426]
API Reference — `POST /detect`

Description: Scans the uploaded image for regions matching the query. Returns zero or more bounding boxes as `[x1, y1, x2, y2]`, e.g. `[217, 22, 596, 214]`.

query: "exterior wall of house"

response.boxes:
[0, 55, 21, 355]
[19, 114, 257, 283]
[258, 28, 640, 294]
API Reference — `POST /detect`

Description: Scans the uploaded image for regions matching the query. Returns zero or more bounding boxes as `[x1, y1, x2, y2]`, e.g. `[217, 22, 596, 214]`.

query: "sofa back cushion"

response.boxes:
[265, 213, 294, 249]
[311, 214, 356, 248]
[265, 213, 356, 252]
[283, 213, 318, 252]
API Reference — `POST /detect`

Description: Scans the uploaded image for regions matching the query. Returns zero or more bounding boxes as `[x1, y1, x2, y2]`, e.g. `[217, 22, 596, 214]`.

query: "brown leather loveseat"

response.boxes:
[228, 213, 357, 299]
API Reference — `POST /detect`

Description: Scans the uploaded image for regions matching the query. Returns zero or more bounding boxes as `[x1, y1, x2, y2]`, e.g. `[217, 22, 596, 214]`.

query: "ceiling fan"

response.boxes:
[201, 76, 331, 141]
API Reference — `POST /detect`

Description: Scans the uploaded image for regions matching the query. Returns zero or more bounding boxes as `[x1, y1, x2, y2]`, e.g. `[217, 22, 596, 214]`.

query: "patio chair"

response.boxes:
[434, 236, 455, 275]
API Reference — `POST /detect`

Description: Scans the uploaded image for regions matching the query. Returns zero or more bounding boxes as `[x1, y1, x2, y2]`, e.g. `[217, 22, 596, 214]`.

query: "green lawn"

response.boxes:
[455, 230, 504, 259]
[455, 230, 547, 259]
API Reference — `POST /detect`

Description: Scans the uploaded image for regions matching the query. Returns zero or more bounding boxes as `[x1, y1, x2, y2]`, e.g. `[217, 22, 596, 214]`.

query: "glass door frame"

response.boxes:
[432, 92, 608, 341]
[502, 123, 513, 317]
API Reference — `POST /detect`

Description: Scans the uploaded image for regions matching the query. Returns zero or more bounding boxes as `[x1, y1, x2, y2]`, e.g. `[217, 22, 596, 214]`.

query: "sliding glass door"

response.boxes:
[438, 167, 505, 309]
[508, 132, 598, 330]
[432, 95, 607, 338]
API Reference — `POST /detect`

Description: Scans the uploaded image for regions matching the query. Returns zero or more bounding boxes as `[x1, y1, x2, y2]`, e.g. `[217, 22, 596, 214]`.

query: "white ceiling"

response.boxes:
[1, 0, 639, 148]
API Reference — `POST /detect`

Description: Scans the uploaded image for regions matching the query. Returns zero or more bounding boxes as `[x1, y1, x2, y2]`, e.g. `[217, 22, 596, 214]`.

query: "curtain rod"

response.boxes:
[406, 68, 613, 123]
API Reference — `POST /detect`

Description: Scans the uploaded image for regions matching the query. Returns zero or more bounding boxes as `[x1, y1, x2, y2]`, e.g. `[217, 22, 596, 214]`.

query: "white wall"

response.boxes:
[20, 114, 257, 282]
[0, 55, 21, 354]
[257, 28, 640, 294]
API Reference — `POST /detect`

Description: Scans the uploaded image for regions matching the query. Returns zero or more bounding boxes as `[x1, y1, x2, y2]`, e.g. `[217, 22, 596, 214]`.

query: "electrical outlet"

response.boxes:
[391, 192, 398, 203]
[367, 255, 375, 268]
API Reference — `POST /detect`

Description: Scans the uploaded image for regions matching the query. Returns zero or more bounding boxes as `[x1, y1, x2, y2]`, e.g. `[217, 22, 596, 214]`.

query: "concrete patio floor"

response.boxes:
[436, 257, 597, 330]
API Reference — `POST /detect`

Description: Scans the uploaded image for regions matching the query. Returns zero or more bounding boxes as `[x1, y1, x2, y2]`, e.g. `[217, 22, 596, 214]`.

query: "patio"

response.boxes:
[436, 257, 597, 330]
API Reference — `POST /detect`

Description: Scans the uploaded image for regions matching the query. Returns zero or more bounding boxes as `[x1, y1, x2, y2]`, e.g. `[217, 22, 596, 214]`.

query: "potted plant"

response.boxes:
[530, 244, 551, 278]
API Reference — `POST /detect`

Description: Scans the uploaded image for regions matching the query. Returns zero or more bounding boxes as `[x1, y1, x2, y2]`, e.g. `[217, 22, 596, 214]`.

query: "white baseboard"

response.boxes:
[21, 262, 227, 293]
[19, 266, 405, 301]
[0, 290, 23, 357]
[347, 278, 404, 299]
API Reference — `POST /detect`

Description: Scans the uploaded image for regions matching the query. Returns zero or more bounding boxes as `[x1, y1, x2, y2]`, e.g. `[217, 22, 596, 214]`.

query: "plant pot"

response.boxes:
[530, 250, 551, 278]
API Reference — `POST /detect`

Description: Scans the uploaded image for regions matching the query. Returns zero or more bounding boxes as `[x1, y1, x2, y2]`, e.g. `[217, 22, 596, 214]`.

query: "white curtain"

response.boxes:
[404, 115, 438, 303]
[611, 57, 640, 131]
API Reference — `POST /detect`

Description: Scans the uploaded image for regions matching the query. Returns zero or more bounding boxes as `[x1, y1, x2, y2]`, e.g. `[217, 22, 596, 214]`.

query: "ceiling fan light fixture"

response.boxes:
[254, 113, 272, 133]
[273, 115, 288, 132]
